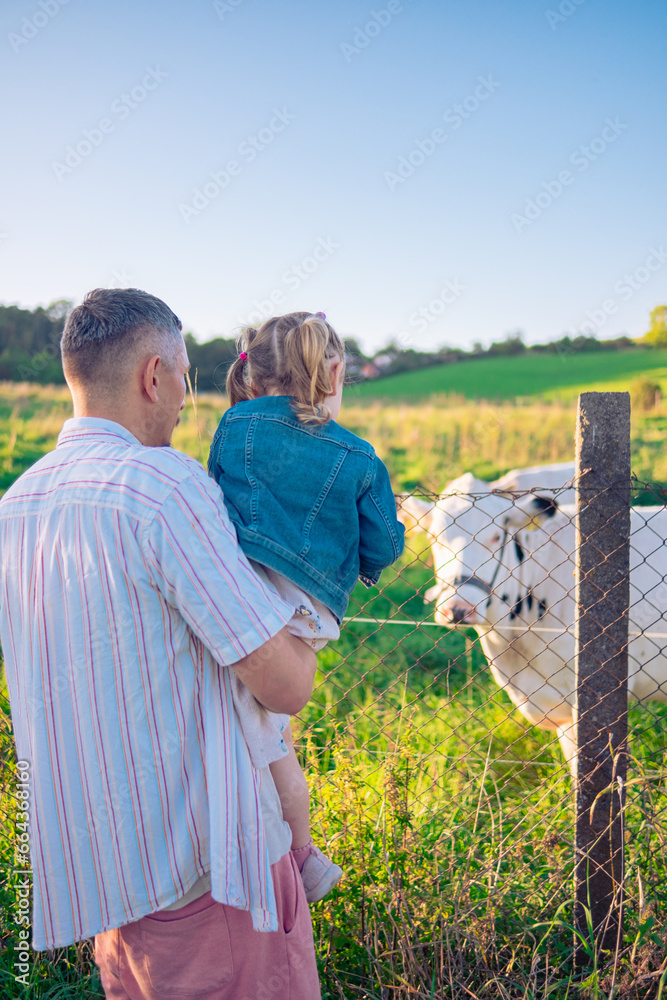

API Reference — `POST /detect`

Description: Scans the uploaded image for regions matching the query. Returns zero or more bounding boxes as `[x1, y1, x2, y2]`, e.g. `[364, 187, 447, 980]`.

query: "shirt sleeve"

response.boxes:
[357, 455, 406, 586]
[144, 468, 294, 665]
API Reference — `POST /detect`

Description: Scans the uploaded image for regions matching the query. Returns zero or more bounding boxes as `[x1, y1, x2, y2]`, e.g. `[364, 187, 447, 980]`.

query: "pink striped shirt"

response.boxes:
[0, 418, 294, 950]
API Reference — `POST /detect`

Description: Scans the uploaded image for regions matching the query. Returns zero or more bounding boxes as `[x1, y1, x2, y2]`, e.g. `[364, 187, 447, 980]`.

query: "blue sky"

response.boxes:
[1, 0, 665, 353]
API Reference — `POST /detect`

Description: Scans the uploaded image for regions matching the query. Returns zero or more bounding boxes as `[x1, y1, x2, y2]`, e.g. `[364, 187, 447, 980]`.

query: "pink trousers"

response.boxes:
[94, 852, 321, 1000]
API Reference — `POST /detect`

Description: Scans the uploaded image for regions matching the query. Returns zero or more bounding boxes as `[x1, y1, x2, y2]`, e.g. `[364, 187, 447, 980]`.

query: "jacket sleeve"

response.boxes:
[207, 410, 228, 483]
[357, 455, 405, 587]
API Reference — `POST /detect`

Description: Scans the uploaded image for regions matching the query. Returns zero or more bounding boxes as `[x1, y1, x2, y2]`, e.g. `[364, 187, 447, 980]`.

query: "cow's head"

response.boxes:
[400, 474, 558, 627]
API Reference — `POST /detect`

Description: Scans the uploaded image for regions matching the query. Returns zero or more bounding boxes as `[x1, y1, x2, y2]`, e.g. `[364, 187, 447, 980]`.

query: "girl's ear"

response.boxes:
[328, 358, 345, 394]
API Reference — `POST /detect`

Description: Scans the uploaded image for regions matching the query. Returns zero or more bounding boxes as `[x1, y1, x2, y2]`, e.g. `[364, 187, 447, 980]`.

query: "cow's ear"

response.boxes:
[397, 497, 436, 535]
[503, 494, 558, 532]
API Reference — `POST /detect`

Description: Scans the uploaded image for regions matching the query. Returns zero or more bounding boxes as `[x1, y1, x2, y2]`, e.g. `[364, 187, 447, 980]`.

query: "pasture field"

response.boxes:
[1, 381, 667, 997]
[2, 380, 666, 496]
[2, 562, 667, 998]
[0, 383, 667, 504]
[347, 348, 667, 404]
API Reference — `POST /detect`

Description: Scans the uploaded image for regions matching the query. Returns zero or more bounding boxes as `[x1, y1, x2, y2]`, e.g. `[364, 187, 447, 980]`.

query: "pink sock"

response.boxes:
[291, 838, 313, 873]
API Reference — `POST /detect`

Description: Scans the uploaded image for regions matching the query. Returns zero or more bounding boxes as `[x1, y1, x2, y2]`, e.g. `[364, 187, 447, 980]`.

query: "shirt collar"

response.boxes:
[57, 417, 143, 449]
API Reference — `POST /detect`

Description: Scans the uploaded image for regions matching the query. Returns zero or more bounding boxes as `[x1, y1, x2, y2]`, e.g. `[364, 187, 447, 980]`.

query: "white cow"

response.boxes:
[400, 472, 667, 769]
[491, 461, 577, 507]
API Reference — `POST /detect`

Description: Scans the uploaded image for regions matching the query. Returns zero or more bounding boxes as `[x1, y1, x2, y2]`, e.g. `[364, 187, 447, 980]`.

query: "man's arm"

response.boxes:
[145, 470, 300, 680]
[231, 627, 317, 715]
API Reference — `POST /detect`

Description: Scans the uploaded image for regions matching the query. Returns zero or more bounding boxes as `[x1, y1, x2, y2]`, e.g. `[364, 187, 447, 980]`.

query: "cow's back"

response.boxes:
[478, 504, 667, 716]
[628, 507, 667, 701]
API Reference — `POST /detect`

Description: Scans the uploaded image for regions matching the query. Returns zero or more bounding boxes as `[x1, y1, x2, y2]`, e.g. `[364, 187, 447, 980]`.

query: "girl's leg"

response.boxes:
[270, 723, 344, 903]
[269, 723, 311, 849]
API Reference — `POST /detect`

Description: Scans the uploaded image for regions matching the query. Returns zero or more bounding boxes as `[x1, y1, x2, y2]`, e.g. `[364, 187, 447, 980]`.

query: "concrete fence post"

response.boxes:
[574, 391, 631, 959]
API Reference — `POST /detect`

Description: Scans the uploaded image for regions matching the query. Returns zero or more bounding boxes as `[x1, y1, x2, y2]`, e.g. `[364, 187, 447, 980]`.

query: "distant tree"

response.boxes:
[373, 339, 401, 361]
[46, 299, 73, 322]
[184, 332, 238, 393]
[602, 335, 637, 351]
[487, 331, 526, 357]
[643, 305, 667, 347]
[0, 304, 66, 383]
[377, 348, 441, 377]
[570, 335, 601, 353]
[437, 345, 466, 363]
[532, 334, 602, 356]
[342, 337, 367, 360]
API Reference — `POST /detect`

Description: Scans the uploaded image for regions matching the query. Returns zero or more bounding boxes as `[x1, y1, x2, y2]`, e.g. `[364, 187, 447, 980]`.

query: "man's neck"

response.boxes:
[71, 397, 148, 444]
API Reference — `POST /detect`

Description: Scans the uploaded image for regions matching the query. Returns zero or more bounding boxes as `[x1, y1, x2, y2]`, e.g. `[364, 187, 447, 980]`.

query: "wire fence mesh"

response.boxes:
[299, 479, 667, 995]
[1, 478, 666, 997]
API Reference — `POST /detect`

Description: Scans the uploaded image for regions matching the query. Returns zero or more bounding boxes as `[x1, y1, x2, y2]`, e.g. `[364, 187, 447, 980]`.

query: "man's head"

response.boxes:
[61, 288, 189, 446]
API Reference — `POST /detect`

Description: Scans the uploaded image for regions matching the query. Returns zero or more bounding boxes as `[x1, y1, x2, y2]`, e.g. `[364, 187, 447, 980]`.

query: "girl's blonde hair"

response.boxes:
[226, 312, 346, 425]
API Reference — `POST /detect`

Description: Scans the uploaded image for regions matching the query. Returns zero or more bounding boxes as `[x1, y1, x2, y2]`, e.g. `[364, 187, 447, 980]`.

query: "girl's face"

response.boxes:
[326, 357, 345, 420]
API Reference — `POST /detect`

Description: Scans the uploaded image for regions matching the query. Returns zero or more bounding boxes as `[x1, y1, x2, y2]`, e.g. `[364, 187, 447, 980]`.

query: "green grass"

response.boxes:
[2, 556, 667, 997]
[300, 561, 667, 996]
[346, 349, 667, 403]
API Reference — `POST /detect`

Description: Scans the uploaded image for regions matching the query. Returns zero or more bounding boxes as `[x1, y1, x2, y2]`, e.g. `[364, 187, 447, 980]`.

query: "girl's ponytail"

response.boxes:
[283, 316, 334, 425]
[225, 328, 257, 406]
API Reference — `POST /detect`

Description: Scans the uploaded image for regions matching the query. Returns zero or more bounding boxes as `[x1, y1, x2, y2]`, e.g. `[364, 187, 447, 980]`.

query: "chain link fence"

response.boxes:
[1, 477, 666, 997]
[300, 477, 667, 996]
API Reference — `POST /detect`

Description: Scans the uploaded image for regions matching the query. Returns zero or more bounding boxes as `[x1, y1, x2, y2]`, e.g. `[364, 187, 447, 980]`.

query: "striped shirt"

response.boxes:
[0, 418, 294, 950]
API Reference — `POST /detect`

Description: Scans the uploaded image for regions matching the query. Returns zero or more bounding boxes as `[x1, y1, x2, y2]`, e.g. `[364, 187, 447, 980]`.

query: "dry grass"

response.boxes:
[2, 382, 667, 495]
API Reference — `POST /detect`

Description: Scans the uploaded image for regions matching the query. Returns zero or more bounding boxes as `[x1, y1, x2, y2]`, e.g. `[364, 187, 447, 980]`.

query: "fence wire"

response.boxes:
[0, 478, 666, 997]
[298, 479, 667, 994]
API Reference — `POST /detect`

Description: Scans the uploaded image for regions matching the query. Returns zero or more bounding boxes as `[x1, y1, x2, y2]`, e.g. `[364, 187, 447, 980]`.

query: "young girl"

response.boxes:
[208, 311, 405, 902]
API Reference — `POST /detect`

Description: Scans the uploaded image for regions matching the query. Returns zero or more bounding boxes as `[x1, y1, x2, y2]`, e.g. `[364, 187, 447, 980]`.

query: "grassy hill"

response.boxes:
[347, 348, 667, 402]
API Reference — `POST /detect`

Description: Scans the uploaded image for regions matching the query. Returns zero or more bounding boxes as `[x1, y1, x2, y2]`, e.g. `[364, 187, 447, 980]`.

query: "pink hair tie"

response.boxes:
[239, 352, 248, 362]
[315, 311, 326, 320]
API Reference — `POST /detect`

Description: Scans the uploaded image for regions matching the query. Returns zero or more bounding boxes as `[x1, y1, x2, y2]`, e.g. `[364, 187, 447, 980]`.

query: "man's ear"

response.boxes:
[397, 497, 436, 535]
[141, 355, 161, 403]
[503, 494, 559, 532]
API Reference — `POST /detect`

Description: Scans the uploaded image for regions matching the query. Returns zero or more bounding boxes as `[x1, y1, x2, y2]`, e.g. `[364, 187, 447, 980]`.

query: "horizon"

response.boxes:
[0, 295, 651, 357]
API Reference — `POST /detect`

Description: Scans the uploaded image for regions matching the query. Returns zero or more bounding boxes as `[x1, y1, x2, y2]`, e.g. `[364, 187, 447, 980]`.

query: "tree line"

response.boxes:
[0, 303, 240, 391]
[1, 302, 665, 390]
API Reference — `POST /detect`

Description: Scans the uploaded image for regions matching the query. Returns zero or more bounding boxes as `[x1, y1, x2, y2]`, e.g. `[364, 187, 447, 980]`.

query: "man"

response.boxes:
[0, 288, 322, 998]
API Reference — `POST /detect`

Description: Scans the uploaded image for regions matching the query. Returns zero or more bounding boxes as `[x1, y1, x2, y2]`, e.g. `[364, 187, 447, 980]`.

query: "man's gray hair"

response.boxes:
[61, 288, 183, 389]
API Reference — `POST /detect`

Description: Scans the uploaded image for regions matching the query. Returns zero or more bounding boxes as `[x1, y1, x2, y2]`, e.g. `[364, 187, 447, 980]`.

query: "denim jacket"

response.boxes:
[208, 396, 405, 622]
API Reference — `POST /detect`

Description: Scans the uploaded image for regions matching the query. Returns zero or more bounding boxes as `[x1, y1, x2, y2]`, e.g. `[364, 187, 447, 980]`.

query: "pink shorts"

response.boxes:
[94, 852, 321, 1000]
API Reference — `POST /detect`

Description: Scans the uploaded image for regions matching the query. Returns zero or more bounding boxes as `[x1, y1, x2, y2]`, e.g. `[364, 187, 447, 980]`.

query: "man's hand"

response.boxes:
[231, 628, 317, 715]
